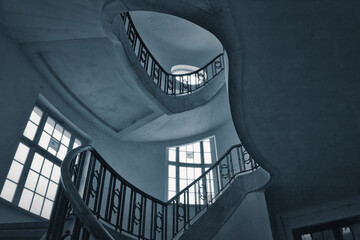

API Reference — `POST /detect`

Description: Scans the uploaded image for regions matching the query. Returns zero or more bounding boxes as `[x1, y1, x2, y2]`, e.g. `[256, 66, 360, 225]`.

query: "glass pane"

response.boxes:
[50, 165, 60, 183]
[168, 165, 176, 178]
[203, 140, 211, 152]
[204, 152, 212, 164]
[62, 131, 71, 147]
[46, 181, 58, 200]
[187, 167, 194, 180]
[41, 159, 53, 178]
[53, 124, 63, 141]
[44, 117, 55, 134]
[168, 191, 176, 199]
[57, 144, 68, 160]
[301, 234, 312, 240]
[186, 144, 193, 152]
[7, 160, 23, 183]
[168, 178, 176, 191]
[25, 170, 39, 191]
[38, 132, 51, 149]
[73, 138, 81, 149]
[30, 106, 43, 125]
[36, 176, 49, 196]
[18, 188, 34, 210]
[14, 143, 30, 164]
[49, 138, 60, 152]
[168, 149, 176, 162]
[179, 179, 187, 191]
[179, 146, 186, 152]
[0, 180, 17, 202]
[194, 168, 202, 178]
[31, 153, 44, 173]
[179, 151, 186, 163]
[41, 199, 53, 219]
[194, 142, 200, 152]
[23, 121, 38, 141]
[179, 167, 187, 179]
[30, 194, 44, 215]
[194, 152, 201, 164]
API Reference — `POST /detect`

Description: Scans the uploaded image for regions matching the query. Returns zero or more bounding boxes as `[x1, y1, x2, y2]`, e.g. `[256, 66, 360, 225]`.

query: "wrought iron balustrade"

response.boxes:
[119, 12, 225, 96]
[46, 144, 258, 240]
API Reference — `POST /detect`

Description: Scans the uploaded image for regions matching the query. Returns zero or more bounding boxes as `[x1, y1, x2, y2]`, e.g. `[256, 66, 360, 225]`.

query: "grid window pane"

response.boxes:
[168, 165, 176, 178]
[168, 178, 176, 191]
[204, 152, 212, 164]
[14, 143, 30, 164]
[194, 142, 200, 152]
[46, 181, 58, 200]
[51, 165, 61, 183]
[180, 179, 187, 191]
[53, 124, 63, 141]
[62, 131, 71, 147]
[179, 151, 186, 163]
[39, 132, 51, 150]
[41, 199, 53, 219]
[44, 117, 55, 134]
[23, 121, 38, 140]
[29, 107, 43, 125]
[7, 161, 24, 183]
[31, 153, 44, 173]
[0, 180, 17, 202]
[57, 144, 68, 160]
[19, 188, 34, 210]
[168, 191, 176, 199]
[41, 159, 53, 178]
[36, 176, 49, 196]
[30, 194, 44, 215]
[73, 138, 81, 149]
[168, 149, 176, 162]
[25, 170, 39, 191]
[203, 140, 211, 152]
[179, 167, 187, 179]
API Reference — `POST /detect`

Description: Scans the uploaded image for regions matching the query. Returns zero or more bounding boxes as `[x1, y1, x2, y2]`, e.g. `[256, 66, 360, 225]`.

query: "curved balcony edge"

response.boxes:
[101, 7, 226, 114]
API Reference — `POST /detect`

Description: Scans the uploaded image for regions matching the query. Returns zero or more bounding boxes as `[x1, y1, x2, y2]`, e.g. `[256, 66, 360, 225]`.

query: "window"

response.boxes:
[0, 105, 84, 219]
[167, 137, 217, 204]
[171, 64, 207, 86]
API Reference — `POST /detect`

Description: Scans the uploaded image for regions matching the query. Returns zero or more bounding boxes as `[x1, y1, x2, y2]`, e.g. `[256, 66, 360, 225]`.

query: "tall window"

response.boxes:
[0, 105, 84, 219]
[167, 137, 217, 204]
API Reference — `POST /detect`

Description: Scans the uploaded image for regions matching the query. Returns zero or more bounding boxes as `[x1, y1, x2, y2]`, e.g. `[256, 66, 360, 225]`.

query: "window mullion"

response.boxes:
[176, 147, 179, 194]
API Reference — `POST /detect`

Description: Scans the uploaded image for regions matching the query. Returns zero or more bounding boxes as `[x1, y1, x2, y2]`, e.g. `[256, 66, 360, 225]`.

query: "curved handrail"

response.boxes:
[120, 12, 225, 96]
[47, 144, 258, 239]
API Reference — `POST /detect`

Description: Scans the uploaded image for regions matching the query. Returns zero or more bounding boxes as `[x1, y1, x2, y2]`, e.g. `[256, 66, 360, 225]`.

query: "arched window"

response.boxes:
[167, 137, 217, 203]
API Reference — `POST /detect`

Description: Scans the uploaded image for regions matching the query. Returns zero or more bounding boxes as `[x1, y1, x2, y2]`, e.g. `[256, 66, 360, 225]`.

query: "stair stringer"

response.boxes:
[177, 168, 271, 240]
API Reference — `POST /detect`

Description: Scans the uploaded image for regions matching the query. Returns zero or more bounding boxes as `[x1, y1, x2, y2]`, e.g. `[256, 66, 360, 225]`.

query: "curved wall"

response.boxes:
[0, 24, 240, 209]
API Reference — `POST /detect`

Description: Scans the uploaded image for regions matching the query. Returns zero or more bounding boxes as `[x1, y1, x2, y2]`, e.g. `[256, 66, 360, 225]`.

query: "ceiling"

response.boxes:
[130, 11, 223, 72]
[0, 0, 229, 141]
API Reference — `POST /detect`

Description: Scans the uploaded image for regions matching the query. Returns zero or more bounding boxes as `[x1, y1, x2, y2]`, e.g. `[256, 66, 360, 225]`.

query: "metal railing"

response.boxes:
[120, 12, 225, 96]
[46, 144, 258, 240]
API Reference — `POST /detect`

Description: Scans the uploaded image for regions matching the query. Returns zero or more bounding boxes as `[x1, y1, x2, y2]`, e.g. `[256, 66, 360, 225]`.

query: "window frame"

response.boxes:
[166, 136, 217, 202]
[0, 102, 86, 218]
